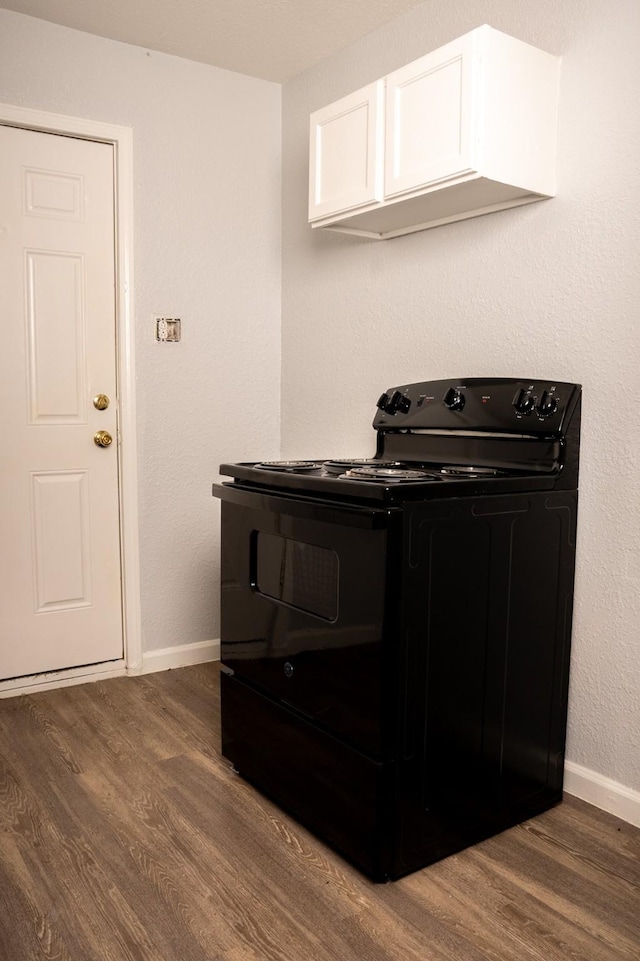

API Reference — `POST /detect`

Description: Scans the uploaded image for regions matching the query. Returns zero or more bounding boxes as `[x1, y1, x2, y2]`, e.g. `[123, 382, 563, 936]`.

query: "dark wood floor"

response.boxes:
[0, 663, 638, 961]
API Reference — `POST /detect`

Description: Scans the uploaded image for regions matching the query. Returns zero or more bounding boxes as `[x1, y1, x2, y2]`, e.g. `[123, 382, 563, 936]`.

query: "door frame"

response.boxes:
[0, 102, 142, 695]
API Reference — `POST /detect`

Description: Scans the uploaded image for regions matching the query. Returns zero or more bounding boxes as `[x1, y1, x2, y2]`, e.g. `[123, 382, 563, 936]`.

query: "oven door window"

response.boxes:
[253, 531, 339, 621]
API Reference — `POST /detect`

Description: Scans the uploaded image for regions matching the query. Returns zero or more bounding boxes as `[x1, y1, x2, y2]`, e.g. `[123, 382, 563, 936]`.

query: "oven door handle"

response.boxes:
[212, 482, 399, 529]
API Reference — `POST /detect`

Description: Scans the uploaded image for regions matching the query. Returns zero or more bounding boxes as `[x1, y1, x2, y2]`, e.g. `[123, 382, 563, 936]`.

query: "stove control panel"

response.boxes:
[373, 378, 581, 434]
[377, 390, 411, 415]
[513, 387, 560, 418]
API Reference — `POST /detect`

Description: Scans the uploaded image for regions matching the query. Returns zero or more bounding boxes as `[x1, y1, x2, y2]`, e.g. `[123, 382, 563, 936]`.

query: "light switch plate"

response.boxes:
[155, 317, 181, 342]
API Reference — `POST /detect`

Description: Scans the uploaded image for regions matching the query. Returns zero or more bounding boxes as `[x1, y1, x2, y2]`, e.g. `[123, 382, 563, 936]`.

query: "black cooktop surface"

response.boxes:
[218, 459, 557, 504]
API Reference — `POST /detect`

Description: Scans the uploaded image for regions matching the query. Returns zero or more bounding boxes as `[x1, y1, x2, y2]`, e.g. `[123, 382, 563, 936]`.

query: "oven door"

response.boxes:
[214, 483, 402, 758]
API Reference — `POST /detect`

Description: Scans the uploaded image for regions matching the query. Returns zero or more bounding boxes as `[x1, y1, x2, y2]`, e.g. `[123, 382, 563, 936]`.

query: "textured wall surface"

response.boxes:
[282, 0, 640, 791]
[2, 1, 638, 797]
[0, 10, 282, 654]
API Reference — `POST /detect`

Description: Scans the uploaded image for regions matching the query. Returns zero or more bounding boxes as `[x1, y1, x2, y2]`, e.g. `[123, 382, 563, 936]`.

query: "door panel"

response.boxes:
[0, 125, 123, 680]
[26, 250, 86, 422]
[31, 470, 92, 612]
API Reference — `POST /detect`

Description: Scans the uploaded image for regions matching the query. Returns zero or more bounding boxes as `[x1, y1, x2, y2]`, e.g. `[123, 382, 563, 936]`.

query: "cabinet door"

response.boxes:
[384, 31, 478, 200]
[309, 81, 384, 221]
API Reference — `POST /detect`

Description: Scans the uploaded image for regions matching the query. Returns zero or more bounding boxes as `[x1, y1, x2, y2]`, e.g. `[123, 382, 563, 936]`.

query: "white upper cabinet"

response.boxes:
[308, 26, 560, 240]
[308, 80, 384, 221]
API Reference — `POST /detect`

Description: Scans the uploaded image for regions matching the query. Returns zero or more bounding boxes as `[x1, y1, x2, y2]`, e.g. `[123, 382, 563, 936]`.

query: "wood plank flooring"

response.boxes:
[0, 662, 638, 961]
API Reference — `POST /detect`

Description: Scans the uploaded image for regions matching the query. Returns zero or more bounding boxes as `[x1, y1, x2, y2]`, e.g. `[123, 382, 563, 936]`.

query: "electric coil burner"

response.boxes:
[342, 466, 438, 483]
[212, 377, 582, 881]
[323, 458, 402, 474]
[254, 460, 318, 472]
[439, 465, 502, 475]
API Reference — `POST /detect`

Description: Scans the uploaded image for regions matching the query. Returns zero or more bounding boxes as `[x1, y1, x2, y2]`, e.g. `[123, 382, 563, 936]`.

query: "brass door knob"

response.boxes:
[94, 430, 113, 448]
[93, 394, 110, 410]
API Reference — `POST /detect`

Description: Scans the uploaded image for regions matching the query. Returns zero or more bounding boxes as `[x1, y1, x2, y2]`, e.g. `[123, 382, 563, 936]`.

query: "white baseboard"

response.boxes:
[0, 639, 219, 697]
[564, 760, 640, 828]
[0, 640, 219, 697]
[0, 661, 128, 698]
[140, 638, 220, 675]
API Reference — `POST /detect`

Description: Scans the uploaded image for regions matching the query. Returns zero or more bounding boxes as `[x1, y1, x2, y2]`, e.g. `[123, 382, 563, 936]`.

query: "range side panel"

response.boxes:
[391, 491, 577, 879]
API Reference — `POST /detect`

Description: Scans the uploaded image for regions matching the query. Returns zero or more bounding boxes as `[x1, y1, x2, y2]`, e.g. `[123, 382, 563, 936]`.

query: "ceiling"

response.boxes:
[2, 0, 428, 83]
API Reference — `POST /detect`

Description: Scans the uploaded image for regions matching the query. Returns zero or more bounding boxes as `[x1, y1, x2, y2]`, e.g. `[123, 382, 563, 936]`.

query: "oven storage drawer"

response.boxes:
[221, 671, 394, 881]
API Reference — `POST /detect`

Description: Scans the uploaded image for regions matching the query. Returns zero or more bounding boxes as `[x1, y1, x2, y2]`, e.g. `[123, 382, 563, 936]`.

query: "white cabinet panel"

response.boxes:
[309, 81, 384, 221]
[385, 32, 476, 199]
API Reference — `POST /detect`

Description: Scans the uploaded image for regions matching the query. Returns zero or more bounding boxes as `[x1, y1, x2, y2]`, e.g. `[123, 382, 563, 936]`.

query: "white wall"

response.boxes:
[282, 0, 640, 793]
[0, 10, 282, 657]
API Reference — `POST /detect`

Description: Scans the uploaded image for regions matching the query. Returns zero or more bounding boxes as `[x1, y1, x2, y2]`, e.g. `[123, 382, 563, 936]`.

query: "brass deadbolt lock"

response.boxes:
[93, 394, 110, 410]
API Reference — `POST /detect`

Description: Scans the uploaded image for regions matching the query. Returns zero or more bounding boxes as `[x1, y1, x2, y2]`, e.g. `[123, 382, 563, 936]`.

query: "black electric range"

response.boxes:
[212, 377, 581, 881]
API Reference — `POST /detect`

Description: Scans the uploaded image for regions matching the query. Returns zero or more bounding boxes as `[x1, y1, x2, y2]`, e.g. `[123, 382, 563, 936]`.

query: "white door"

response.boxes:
[0, 124, 123, 680]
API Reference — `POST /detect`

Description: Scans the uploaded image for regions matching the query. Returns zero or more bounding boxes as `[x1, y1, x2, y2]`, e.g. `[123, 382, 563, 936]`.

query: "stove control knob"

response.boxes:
[513, 388, 535, 415]
[388, 390, 403, 413]
[443, 387, 465, 411]
[382, 390, 411, 415]
[376, 392, 390, 411]
[536, 390, 558, 417]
